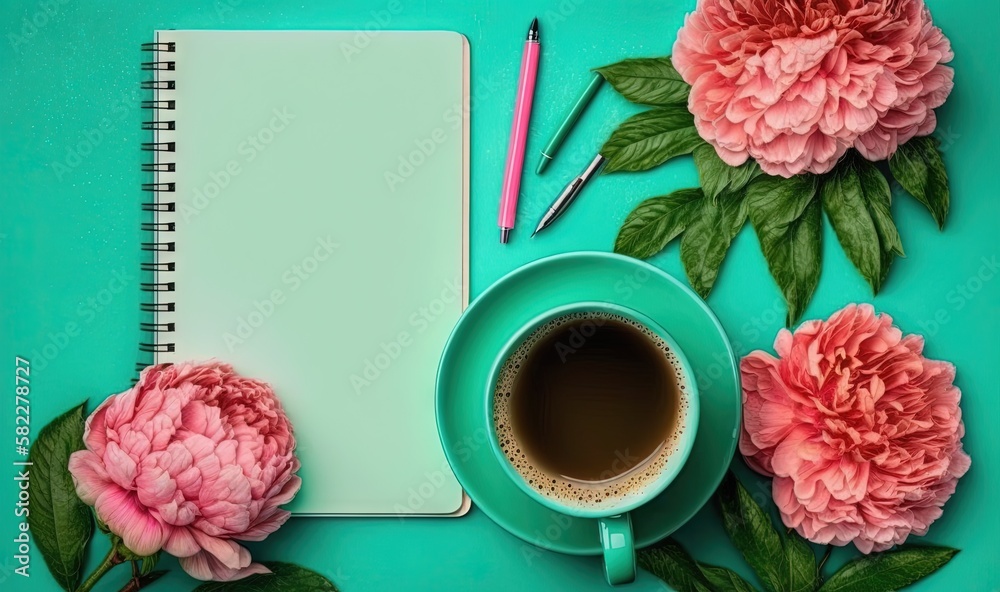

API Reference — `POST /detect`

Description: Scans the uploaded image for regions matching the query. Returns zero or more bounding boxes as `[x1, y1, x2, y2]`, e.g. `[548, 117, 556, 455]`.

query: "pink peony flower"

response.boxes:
[740, 304, 970, 553]
[673, 0, 954, 177]
[69, 362, 301, 581]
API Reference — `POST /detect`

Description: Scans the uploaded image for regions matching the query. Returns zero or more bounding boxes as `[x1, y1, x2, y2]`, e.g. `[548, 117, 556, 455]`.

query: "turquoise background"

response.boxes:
[1, 0, 997, 590]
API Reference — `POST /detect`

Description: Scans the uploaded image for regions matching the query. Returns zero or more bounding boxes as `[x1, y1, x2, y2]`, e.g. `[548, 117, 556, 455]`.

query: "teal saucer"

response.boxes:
[436, 252, 740, 555]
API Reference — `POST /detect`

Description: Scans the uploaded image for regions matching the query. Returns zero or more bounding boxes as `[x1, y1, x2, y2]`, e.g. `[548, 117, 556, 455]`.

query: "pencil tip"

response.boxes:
[528, 18, 539, 39]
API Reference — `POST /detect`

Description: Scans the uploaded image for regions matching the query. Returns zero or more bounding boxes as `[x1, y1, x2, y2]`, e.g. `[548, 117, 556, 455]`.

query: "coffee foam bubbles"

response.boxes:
[492, 311, 692, 510]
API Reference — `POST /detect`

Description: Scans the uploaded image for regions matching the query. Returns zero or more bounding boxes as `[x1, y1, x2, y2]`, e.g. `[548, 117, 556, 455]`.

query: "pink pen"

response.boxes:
[498, 18, 540, 244]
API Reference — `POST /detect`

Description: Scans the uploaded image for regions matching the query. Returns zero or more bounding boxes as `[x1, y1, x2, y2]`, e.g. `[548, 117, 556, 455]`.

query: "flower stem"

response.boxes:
[818, 545, 833, 575]
[119, 576, 141, 592]
[120, 559, 140, 592]
[76, 546, 125, 592]
[117, 570, 163, 592]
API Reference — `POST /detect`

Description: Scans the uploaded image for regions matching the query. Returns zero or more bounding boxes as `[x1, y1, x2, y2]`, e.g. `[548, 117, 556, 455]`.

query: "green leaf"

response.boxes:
[889, 136, 950, 229]
[857, 161, 903, 257]
[876, 249, 893, 291]
[694, 143, 762, 202]
[115, 535, 160, 567]
[746, 175, 822, 325]
[193, 562, 339, 591]
[116, 546, 160, 577]
[140, 552, 160, 576]
[699, 563, 759, 592]
[27, 403, 93, 592]
[638, 539, 714, 592]
[817, 546, 958, 592]
[600, 106, 703, 173]
[681, 189, 748, 298]
[784, 534, 819, 592]
[595, 56, 690, 106]
[821, 160, 882, 293]
[718, 473, 789, 592]
[615, 188, 703, 259]
[115, 537, 161, 576]
[717, 474, 820, 592]
[857, 159, 904, 291]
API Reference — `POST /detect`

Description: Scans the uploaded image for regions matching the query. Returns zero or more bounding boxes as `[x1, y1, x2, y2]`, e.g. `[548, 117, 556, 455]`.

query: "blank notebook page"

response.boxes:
[152, 30, 468, 515]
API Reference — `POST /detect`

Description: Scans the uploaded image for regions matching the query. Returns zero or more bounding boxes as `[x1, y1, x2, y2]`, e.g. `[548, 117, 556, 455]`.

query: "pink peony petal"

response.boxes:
[66, 361, 300, 581]
[103, 441, 139, 489]
[162, 526, 201, 558]
[238, 508, 292, 542]
[673, 0, 954, 177]
[180, 550, 271, 582]
[103, 384, 139, 429]
[134, 462, 176, 508]
[191, 530, 251, 570]
[740, 303, 970, 552]
[82, 396, 114, 456]
[68, 450, 112, 506]
[95, 487, 165, 556]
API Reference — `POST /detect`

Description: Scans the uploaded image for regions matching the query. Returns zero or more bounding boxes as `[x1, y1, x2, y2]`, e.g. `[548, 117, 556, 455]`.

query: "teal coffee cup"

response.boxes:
[487, 302, 700, 585]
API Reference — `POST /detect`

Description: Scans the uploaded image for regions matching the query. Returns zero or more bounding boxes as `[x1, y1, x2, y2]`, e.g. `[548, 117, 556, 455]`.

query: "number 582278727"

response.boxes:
[14, 357, 30, 456]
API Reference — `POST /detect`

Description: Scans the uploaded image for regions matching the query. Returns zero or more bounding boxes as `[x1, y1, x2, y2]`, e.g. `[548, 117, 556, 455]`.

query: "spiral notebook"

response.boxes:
[140, 30, 470, 516]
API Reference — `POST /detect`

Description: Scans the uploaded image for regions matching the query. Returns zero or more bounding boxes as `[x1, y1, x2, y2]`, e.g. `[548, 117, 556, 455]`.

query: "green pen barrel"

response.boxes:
[536, 73, 604, 174]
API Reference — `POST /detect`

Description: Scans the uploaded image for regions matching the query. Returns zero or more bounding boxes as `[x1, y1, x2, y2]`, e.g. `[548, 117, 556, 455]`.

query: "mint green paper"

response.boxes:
[157, 31, 468, 515]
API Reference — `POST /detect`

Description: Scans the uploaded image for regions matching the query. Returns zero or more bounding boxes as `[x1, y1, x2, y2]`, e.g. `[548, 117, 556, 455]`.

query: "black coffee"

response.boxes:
[505, 316, 680, 483]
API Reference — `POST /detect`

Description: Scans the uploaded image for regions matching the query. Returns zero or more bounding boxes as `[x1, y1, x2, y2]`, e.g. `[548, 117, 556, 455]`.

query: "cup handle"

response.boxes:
[598, 513, 636, 585]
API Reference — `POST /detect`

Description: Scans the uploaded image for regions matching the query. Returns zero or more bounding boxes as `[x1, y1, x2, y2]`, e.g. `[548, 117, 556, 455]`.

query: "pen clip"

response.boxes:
[563, 177, 585, 201]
